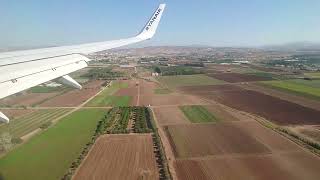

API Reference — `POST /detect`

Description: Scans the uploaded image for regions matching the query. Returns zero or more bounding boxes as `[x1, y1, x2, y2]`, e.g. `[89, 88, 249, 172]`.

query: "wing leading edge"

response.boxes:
[0, 4, 166, 123]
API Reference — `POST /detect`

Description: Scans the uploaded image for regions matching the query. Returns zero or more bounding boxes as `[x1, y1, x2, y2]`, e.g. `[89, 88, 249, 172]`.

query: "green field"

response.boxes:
[154, 88, 172, 94]
[157, 74, 223, 89]
[0, 109, 70, 138]
[305, 72, 320, 78]
[0, 109, 107, 180]
[28, 86, 67, 93]
[261, 80, 320, 100]
[179, 105, 219, 123]
[86, 81, 129, 106]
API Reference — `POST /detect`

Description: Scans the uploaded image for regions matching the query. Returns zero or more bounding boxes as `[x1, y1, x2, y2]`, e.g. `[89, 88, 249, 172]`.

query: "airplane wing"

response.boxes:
[0, 4, 166, 123]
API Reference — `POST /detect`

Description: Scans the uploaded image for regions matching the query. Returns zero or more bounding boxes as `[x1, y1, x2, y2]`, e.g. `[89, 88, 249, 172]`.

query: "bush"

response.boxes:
[40, 121, 52, 129]
[11, 137, 23, 144]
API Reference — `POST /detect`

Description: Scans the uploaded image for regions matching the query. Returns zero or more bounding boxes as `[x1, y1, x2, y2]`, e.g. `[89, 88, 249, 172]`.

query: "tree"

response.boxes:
[154, 67, 161, 74]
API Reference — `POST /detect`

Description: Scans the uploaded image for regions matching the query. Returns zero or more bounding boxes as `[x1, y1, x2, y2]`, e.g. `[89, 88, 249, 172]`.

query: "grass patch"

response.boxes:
[86, 81, 128, 106]
[28, 86, 65, 93]
[261, 80, 320, 100]
[154, 88, 172, 94]
[0, 109, 107, 180]
[179, 105, 219, 123]
[95, 96, 132, 107]
[305, 72, 320, 78]
[157, 74, 223, 89]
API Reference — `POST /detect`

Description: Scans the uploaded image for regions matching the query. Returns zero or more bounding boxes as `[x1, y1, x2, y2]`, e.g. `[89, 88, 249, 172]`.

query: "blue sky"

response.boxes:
[1, 0, 320, 48]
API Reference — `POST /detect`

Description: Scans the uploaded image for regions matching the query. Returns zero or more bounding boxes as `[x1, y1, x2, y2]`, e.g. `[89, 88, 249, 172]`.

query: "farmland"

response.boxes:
[39, 80, 104, 107]
[73, 134, 159, 180]
[157, 74, 223, 88]
[165, 123, 271, 158]
[86, 81, 129, 107]
[153, 107, 190, 125]
[207, 72, 273, 83]
[181, 84, 320, 125]
[261, 80, 320, 100]
[154, 88, 172, 94]
[179, 105, 219, 123]
[0, 108, 70, 138]
[175, 153, 320, 180]
[0, 109, 107, 180]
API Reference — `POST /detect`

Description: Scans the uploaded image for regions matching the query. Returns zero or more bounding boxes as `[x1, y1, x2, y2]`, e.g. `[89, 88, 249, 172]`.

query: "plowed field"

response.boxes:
[175, 152, 320, 180]
[181, 85, 320, 125]
[40, 81, 103, 107]
[165, 123, 271, 158]
[74, 134, 158, 180]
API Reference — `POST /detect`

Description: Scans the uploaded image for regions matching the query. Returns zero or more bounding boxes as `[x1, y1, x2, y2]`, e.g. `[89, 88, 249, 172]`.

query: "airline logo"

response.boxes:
[145, 8, 162, 31]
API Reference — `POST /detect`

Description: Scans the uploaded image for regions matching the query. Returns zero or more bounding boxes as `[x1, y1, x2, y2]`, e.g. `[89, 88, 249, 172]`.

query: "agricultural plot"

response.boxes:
[0, 109, 70, 138]
[139, 94, 205, 106]
[165, 123, 271, 158]
[182, 84, 320, 125]
[0, 93, 58, 107]
[175, 152, 320, 180]
[0, 109, 107, 180]
[40, 80, 104, 107]
[154, 88, 172, 94]
[73, 134, 159, 180]
[157, 74, 223, 89]
[153, 107, 190, 125]
[305, 72, 320, 78]
[86, 81, 129, 107]
[261, 80, 320, 100]
[208, 73, 273, 83]
[0, 109, 34, 120]
[179, 105, 219, 123]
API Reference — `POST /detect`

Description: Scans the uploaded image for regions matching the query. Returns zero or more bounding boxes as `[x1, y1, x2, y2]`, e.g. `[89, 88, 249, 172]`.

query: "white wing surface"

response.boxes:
[0, 4, 166, 123]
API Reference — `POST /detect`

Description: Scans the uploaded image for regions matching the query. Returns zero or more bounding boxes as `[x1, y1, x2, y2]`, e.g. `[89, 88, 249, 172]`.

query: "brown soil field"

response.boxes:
[175, 152, 320, 180]
[204, 105, 240, 121]
[74, 134, 158, 180]
[139, 80, 158, 96]
[39, 80, 103, 107]
[153, 106, 190, 125]
[165, 123, 271, 158]
[0, 93, 57, 107]
[140, 95, 205, 106]
[182, 84, 320, 125]
[0, 109, 35, 119]
[242, 83, 320, 111]
[208, 73, 272, 82]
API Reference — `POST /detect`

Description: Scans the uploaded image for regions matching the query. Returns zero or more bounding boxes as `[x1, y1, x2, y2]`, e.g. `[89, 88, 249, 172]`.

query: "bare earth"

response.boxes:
[153, 106, 190, 125]
[73, 134, 159, 180]
[0, 93, 57, 107]
[40, 81, 104, 107]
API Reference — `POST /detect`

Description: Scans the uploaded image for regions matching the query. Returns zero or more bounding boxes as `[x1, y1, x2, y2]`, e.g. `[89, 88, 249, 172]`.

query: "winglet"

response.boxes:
[137, 4, 166, 40]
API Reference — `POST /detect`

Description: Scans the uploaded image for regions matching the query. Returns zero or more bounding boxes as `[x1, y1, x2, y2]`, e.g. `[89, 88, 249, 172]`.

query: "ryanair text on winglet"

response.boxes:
[145, 8, 162, 31]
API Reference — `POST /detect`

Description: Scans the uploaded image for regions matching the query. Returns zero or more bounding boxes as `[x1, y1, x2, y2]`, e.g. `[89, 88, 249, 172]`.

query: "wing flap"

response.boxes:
[0, 59, 87, 99]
